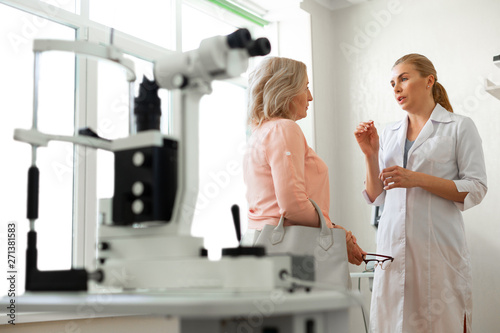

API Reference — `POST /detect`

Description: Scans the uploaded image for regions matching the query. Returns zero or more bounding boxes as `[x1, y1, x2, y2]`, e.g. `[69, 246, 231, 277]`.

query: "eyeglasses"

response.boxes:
[363, 253, 394, 272]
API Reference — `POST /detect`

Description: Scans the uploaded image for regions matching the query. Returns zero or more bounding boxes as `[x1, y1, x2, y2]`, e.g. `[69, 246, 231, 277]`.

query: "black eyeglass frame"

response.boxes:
[363, 253, 394, 271]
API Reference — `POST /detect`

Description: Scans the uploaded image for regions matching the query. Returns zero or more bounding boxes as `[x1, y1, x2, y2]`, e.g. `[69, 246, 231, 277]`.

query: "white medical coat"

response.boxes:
[364, 104, 487, 333]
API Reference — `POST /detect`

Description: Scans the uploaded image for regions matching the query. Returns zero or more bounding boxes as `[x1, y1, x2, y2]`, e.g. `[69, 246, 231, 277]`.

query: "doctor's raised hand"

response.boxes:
[354, 120, 384, 203]
[354, 54, 487, 333]
[354, 120, 379, 157]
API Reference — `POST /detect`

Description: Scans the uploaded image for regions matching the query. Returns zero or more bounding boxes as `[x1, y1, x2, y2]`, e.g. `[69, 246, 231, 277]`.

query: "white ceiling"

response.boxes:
[313, 0, 370, 10]
[231, 0, 300, 16]
[238, 0, 368, 15]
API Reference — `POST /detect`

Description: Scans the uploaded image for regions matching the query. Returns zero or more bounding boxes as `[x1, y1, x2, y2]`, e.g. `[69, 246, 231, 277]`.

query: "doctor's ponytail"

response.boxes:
[393, 54, 454, 113]
[432, 82, 453, 113]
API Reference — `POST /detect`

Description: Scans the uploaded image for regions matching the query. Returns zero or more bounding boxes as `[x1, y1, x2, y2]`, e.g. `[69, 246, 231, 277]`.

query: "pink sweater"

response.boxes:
[243, 118, 333, 230]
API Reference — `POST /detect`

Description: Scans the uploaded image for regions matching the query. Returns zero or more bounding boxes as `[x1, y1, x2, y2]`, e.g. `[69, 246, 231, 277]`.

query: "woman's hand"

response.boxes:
[346, 239, 366, 266]
[380, 165, 419, 190]
[354, 121, 379, 157]
[336, 226, 366, 265]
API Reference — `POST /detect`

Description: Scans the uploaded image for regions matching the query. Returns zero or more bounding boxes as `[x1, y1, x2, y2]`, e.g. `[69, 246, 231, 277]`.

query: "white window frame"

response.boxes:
[1, 0, 181, 274]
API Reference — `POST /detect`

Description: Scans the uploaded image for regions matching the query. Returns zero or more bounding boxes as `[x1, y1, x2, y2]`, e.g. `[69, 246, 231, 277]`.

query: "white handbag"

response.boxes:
[254, 199, 351, 289]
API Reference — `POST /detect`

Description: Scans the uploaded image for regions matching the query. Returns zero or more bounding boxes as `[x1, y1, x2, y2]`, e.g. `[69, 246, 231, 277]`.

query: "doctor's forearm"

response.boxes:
[416, 172, 468, 203]
[365, 154, 384, 202]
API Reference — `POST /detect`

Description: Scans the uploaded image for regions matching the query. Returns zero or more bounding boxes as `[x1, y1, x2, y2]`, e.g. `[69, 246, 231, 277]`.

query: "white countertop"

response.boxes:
[1, 288, 361, 325]
[350, 271, 375, 279]
[10, 289, 354, 316]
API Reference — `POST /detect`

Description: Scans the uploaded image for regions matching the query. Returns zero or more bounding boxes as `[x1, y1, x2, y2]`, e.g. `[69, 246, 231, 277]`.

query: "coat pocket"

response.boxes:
[422, 136, 454, 163]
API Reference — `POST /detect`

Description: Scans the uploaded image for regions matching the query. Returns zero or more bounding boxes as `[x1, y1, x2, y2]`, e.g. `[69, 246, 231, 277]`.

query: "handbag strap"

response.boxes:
[271, 198, 334, 251]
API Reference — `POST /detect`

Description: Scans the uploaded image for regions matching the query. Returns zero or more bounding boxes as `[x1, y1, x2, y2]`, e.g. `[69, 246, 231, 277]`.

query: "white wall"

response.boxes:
[302, 0, 500, 331]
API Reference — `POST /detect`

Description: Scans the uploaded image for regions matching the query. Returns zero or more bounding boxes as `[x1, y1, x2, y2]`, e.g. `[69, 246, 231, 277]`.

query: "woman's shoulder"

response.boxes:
[434, 103, 475, 125]
[263, 117, 297, 127]
[450, 113, 480, 136]
[260, 118, 302, 133]
[448, 111, 474, 124]
[379, 118, 405, 137]
[254, 118, 305, 145]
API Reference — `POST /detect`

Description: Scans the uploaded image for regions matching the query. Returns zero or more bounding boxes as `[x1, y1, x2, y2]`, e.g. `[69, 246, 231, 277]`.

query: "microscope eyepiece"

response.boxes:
[227, 28, 251, 49]
[247, 38, 271, 57]
[227, 29, 271, 57]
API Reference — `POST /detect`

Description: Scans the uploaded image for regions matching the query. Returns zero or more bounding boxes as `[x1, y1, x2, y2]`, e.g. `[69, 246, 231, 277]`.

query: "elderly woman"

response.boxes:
[241, 56, 365, 266]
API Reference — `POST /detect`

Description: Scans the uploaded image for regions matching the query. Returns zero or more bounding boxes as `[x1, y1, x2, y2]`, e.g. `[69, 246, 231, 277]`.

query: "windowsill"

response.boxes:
[2, 311, 135, 325]
[2, 289, 356, 325]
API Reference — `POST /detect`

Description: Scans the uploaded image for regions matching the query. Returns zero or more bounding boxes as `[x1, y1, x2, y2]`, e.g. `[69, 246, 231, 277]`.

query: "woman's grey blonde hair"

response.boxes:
[247, 57, 308, 126]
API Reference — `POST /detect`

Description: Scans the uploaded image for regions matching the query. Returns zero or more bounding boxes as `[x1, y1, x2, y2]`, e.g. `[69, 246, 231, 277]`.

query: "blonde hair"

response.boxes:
[247, 57, 308, 126]
[393, 54, 453, 112]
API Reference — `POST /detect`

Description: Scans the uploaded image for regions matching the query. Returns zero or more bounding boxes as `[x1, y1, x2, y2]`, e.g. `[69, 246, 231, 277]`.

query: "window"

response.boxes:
[93, 0, 270, 258]
[95, 55, 172, 199]
[40, 0, 77, 14]
[0, 4, 76, 290]
[1, 0, 279, 295]
[89, 0, 175, 48]
[182, 1, 273, 257]
[193, 81, 248, 254]
[182, 2, 239, 51]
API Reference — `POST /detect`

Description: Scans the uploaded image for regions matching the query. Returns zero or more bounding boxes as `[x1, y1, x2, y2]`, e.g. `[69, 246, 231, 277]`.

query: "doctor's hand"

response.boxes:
[354, 120, 379, 157]
[380, 165, 419, 190]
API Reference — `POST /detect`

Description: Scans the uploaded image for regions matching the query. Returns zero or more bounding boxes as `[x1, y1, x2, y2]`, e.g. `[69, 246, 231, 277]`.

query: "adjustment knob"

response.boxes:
[132, 181, 145, 196]
[132, 199, 144, 214]
[98, 242, 110, 250]
[133, 151, 145, 166]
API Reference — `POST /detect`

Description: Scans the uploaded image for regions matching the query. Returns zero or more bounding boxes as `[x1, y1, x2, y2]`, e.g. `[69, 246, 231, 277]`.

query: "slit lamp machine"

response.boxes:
[13, 29, 320, 293]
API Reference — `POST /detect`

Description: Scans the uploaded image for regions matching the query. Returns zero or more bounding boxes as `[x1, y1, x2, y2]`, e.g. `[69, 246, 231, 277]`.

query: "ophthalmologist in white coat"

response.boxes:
[354, 53, 487, 333]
